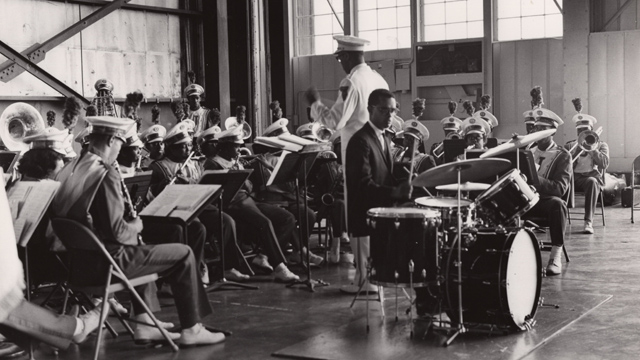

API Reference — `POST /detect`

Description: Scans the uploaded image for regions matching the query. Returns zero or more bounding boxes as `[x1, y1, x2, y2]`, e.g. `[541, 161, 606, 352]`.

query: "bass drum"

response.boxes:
[444, 228, 541, 331]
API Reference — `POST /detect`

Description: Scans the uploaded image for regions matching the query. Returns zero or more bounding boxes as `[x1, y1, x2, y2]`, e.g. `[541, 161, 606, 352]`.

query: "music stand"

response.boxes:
[0, 150, 19, 174]
[443, 139, 467, 163]
[199, 170, 258, 291]
[267, 150, 329, 292]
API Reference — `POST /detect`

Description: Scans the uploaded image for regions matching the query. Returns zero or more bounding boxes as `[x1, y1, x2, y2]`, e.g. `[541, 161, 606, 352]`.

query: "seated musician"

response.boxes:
[251, 119, 325, 266]
[430, 102, 463, 165]
[343, 89, 412, 294]
[297, 122, 349, 264]
[393, 120, 436, 180]
[116, 124, 143, 178]
[473, 94, 499, 136]
[52, 116, 224, 346]
[525, 108, 572, 275]
[149, 123, 251, 283]
[460, 116, 492, 155]
[564, 105, 609, 234]
[139, 124, 166, 169]
[202, 126, 301, 282]
[523, 110, 536, 135]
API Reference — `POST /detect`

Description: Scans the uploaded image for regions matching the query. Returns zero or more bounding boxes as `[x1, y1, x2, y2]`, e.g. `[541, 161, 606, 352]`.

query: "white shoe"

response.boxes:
[273, 263, 300, 283]
[307, 250, 325, 267]
[583, 221, 594, 234]
[546, 245, 563, 276]
[251, 254, 274, 273]
[72, 303, 109, 344]
[134, 324, 180, 345]
[328, 238, 340, 264]
[201, 264, 210, 286]
[179, 323, 225, 347]
[224, 268, 250, 282]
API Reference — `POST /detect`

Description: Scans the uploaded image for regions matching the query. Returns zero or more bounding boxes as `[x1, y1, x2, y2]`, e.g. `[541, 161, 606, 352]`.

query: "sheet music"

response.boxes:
[266, 151, 292, 186]
[278, 133, 316, 146]
[255, 137, 303, 152]
[7, 181, 60, 247]
[140, 184, 220, 222]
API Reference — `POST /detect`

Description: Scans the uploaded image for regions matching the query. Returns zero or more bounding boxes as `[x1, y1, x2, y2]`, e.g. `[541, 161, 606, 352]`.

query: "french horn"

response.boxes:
[0, 102, 45, 153]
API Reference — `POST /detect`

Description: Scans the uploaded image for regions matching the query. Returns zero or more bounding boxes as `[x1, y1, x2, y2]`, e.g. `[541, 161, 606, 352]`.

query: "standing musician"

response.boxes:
[430, 101, 463, 165]
[525, 108, 572, 275]
[52, 116, 225, 346]
[184, 83, 219, 134]
[203, 126, 301, 282]
[393, 120, 436, 182]
[148, 123, 251, 283]
[297, 122, 349, 264]
[343, 89, 412, 294]
[564, 99, 609, 234]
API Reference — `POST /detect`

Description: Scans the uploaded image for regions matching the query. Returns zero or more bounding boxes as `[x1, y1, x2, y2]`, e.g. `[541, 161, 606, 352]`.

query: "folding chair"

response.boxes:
[51, 218, 179, 360]
[632, 156, 640, 223]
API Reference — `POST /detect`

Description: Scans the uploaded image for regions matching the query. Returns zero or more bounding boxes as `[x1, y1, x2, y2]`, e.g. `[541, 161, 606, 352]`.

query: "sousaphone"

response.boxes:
[0, 102, 45, 153]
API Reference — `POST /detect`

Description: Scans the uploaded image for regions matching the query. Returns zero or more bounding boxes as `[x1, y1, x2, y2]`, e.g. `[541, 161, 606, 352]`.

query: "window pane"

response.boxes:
[424, 3, 446, 25]
[497, 18, 521, 41]
[329, 0, 344, 13]
[521, 15, 544, 39]
[332, 13, 345, 33]
[314, 35, 334, 55]
[423, 0, 443, 4]
[359, 30, 379, 50]
[398, 0, 410, 6]
[446, 1, 467, 23]
[358, 9, 377, 31]
[497, 0, 520, 18]
[378, 28, 399, 50]
[398, 26, 411, 48]
[467, 0, 483, 21]
[378, 0, 397, 8]
[378, 8, 398, 29]
[545, 13, 563, 38]
[468, 20, 483, 38]
[424, 24, 446, 41]
[521, 0, 544, 17]
[446, 22, 467, 40]
[314, 15, 334, 35]
[313, 0, 332, 15]
[545, 0, 562, 15]
[397, 5, 411, 27]
[358, 0, 376, 10]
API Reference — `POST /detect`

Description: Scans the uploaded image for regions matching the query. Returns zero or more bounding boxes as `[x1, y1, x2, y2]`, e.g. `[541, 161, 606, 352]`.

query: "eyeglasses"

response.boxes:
[374, 106, 398, 115]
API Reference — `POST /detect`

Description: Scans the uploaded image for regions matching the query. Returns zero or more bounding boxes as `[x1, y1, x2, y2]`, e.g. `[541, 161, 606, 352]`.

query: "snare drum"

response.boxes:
[414, 197, 475, 230]
[444, 228, 541, 331]
[367, 207, 440, 287]
[475, 169, 539, 226]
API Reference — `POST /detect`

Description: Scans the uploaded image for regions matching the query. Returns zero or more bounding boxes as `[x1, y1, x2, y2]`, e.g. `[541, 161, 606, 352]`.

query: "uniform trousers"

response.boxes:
[574, 173, 601, 222]
[199, 207, 250, 272]
[525, 196, 567, 246]
[0, 300, 76, 350]
[225, 197, 291, 266]
[287, 202, 316, 250]
[329, 199, 346, 237]
[142, 220, 206, 273]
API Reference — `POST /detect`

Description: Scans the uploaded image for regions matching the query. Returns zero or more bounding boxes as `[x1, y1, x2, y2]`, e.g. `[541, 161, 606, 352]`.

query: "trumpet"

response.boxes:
[572, 126, 603, 163]
[432, 132, 462, 158]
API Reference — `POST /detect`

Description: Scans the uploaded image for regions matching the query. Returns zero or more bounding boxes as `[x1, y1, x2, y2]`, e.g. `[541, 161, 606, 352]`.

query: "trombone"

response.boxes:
[432, 131, 462, 159]
[571, 126, 603, 163]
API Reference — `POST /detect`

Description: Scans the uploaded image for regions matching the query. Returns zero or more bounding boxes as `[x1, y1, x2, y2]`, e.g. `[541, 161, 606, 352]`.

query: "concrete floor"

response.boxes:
[20, 203, 640, 359]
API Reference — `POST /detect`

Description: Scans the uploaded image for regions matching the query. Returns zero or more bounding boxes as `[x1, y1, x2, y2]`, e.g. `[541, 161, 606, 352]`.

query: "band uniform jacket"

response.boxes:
[564, 139, 610, 185]
[531, 142, 573, 200]
[346, 122, 398, 237]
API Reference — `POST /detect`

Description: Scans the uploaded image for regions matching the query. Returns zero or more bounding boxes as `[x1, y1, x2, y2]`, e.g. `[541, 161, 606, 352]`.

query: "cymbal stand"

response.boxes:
[444, 164, 467, 346]
[408, 260, 415, 338]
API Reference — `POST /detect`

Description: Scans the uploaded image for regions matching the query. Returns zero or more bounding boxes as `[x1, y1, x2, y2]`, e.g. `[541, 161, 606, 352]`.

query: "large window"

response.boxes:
[420, 0, 484, 42]
[495, 0, 563, 41]
[356, 0, 411, 51]
[295, 0, 345, 56]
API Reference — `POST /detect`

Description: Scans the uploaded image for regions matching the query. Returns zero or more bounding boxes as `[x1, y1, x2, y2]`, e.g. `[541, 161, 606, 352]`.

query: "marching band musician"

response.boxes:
[149, 123, 251, 283]
[343, 89, 412, 294]
[139, 124, 166, 169]
[297, 123, 349, 264]
[525, 109, 572, 275]
[116, 124, 144, 178]
[224, 105, 247, 131]
[473, 94, 499, 135]
[526, 86, 545, 135]
[524, 111, 536, 135]
[430, 101, 463, 165]
[393, 120, 436, 180]
[52, 116, 225, 346]
[184, 83, 219, 134]
[18, 127, 68, 182]
[203, 126, 301, 282]
[564, 99, 609, 234]
[74, 125, 92, 157]
[461, 116, 492, 152]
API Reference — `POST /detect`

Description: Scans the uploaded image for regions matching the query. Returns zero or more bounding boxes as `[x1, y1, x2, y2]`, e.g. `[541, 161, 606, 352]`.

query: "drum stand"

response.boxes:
[349, 257, 385, 332]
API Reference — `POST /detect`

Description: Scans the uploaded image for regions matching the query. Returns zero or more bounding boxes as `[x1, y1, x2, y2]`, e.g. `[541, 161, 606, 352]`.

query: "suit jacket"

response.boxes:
[346, 122, 398, 236]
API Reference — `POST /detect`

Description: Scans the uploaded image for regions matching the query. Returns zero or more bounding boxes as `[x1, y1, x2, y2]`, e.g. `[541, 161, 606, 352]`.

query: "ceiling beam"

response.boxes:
[47, 0, 203, 17]
[602, 0, 634, 32]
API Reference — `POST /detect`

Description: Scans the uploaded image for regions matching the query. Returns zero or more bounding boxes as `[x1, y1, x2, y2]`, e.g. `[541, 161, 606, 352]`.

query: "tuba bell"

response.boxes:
[0, 102, 45, 153]
[315, 124, 334, 142]
[445, 131, 462, 140]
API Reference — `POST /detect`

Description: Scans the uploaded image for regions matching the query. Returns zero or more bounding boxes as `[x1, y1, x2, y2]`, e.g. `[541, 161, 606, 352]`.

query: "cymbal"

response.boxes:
[412, 158, 511, 188]
[436, 182, 490, 192]
[480, 129, 556, 158]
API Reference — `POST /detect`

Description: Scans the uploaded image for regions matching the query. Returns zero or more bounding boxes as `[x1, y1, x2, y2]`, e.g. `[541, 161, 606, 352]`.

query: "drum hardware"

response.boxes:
[408, 259, 415, 338]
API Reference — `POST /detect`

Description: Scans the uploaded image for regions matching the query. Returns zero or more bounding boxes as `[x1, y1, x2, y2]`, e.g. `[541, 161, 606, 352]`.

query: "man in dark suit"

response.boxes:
[342, 89, 411, 294]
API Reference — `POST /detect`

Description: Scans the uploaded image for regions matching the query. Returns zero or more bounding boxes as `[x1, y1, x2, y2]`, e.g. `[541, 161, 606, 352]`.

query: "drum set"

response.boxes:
[362, 130, 555, 345]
